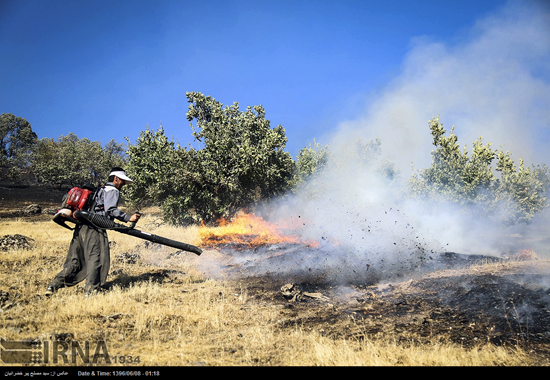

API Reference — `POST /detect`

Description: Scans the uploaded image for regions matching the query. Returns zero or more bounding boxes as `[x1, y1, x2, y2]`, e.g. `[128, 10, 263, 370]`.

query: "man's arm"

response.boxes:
[103, 187, 131, 222]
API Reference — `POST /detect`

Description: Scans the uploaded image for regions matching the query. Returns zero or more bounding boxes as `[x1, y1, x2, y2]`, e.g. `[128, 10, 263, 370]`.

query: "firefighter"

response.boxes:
[45, 168, 141, 297]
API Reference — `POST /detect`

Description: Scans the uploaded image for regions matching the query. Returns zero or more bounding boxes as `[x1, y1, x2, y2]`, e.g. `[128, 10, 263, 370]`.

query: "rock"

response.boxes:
[42, 207, 59, 215]
[281, 283, 303, 302]
[302, 292, 330, 302]
[19, 204, 42, 214]
[115, 252, 141, 264]
[280, 283, 329, 302]
[0, 234, 35, 250]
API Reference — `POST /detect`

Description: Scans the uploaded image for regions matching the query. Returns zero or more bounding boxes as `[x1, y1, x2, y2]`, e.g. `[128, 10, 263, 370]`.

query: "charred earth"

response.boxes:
[198, 241, 550, 363]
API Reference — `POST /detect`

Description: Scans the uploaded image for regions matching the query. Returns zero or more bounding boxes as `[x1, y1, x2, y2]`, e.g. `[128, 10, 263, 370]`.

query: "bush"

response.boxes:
[290, 137, 399, 199]
[409, 116, 548, 224]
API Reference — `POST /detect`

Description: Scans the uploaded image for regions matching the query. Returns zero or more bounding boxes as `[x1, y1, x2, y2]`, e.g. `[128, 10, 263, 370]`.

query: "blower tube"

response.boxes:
[56, 210, 203, 256]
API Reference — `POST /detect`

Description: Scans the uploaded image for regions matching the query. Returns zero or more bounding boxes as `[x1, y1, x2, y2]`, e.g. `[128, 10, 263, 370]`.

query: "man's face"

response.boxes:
[113, 176, 126, 190]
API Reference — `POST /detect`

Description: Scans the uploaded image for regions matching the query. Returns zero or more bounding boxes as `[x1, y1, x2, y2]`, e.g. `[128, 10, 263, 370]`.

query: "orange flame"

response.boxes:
[199, 212, 317, 250]
[514, 249, 538, 261]
[503, 248, 538, 261]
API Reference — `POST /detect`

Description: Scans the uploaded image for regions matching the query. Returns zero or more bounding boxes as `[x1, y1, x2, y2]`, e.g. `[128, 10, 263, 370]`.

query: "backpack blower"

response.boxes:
[53, 186, 202, 256]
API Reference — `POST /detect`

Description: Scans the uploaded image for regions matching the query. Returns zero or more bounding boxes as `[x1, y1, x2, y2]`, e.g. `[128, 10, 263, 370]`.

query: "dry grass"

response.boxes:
[0, 211, 538, 366]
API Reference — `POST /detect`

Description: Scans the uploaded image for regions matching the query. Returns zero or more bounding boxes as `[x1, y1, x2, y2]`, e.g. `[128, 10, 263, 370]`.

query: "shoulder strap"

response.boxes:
[88, 184, 106, 212]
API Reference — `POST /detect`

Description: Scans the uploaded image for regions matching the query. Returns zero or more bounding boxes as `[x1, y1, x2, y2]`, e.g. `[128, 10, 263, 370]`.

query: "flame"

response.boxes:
[199, 212, 318, 250]
[514, 249, 538, 261]
[503, 248, 538, 261]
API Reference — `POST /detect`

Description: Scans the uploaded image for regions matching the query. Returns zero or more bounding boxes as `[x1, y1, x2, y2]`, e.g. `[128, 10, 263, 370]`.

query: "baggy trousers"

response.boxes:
[48, 224, 110, 293]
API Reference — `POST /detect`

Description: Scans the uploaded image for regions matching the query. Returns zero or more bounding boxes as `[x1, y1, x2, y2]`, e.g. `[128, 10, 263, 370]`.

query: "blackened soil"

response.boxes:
[230, 258, 550, 364]
[0, 183, 66, 219]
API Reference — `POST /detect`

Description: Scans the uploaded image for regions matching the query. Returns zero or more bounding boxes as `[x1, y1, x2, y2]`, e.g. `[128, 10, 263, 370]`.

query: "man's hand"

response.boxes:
[129, 213, 141, 223]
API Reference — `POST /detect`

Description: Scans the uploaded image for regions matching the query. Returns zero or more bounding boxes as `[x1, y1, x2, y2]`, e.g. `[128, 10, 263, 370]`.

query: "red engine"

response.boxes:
[65, 187, 93, 210]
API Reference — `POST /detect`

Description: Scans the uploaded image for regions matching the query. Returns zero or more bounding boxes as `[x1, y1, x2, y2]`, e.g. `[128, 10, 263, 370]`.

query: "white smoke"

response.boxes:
[257, 0, 550, 283]
[336, 0, 550, 174]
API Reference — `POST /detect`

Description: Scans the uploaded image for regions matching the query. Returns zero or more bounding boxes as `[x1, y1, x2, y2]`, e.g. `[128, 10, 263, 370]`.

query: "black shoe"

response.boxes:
[45, 286, 55, 296]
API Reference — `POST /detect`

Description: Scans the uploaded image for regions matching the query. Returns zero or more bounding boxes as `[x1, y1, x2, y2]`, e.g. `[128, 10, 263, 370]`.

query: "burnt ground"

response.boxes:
[3, 184, 550, 364]
[201, 247, 550, 364]
[0, 183, 66, 219]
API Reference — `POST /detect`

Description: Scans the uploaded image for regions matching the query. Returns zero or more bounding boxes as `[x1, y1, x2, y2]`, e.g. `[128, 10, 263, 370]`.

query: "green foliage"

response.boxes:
[0, 113, 37, 182]
[124, 127, 177, 209]
[187, 92, 295, 218]
[125, 92, 295, 225]
[493, 152, 547, 224]
[409, 116, 548, 224]
[409, 116, 496, 204]
[290, 139, 332, 190]
[124, 127, 201, 225]
[532, 163, 550, 195]
[31, 133, 127, 187]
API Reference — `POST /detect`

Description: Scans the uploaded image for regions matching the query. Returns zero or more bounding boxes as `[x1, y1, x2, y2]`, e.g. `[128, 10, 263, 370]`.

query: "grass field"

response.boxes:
[0, 207, 545, 366]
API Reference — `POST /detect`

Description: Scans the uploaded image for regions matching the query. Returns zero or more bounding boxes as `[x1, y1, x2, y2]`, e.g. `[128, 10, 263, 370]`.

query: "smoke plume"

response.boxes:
[257, 1, 550, 283]
[338, 1, 550, 173]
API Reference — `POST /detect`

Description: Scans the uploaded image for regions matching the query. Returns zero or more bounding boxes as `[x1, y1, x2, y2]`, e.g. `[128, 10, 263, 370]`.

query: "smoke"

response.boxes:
[335, 1, 550, 174]
[352, 1, 549, 173]
[256, 1, 550, 283]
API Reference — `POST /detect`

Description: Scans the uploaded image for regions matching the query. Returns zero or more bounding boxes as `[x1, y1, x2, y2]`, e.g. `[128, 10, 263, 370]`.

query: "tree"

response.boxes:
[409, 116, 548, 224]
[409, 116, 496, 205]
[353, 137, 400, 181]
[31, 133, 127, 187]
[103, 139, 128, 171]
[493, 152, 547, 224]
[0, 113, 37, 182]
[125, 92, 296, 225]
[187, 92, 295, 216]
[124, 126, 179, 210]
[289, 139, 332, 190]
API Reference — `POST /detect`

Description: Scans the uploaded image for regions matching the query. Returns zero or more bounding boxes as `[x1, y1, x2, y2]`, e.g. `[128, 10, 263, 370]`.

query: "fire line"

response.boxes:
[198, 212, 318, 250]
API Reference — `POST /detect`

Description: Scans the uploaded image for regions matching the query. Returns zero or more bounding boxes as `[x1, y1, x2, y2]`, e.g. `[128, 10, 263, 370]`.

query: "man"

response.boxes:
[46, 168, 141, 297]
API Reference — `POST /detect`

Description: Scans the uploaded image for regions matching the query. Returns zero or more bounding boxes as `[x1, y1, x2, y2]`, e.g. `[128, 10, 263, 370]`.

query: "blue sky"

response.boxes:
[1, 0, 549, 169]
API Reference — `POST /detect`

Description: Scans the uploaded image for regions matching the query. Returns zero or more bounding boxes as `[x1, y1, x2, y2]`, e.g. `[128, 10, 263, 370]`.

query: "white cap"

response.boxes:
[110, 170, 133, 183]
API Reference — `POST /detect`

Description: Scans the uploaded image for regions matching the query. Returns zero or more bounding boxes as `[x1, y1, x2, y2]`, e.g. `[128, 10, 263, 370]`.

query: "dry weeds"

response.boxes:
[0, 210, 541, 366]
